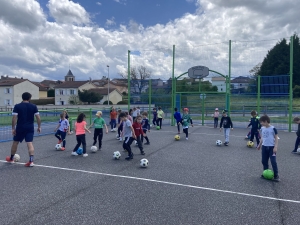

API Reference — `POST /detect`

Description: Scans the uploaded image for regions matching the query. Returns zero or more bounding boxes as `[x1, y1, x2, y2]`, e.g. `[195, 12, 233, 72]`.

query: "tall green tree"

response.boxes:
[78, 90, 102, 104]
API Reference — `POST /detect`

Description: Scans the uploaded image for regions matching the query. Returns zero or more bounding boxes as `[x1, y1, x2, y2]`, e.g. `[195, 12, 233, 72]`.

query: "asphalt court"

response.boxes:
[1, 125, 300, 225]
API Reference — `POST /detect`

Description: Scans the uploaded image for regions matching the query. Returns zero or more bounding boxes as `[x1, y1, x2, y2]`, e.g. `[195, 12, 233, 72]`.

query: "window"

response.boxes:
[6, 99, 11, 105]
[70, 89, 75, 95]
[5, 88, 11, 94]
[221, 88, 223, 91]
[59, 90, 64, 95]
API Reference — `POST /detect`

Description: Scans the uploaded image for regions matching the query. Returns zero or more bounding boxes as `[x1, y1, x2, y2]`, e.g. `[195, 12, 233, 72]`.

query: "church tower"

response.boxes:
[65, 69, 75, 81]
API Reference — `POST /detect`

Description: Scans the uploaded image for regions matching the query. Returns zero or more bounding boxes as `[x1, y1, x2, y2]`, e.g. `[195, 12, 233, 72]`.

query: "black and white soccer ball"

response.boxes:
[140, 158, 149, 168]
[216, 140, 222, 146]
[55, 144, 61, 150]
[113, 151, 121, 160]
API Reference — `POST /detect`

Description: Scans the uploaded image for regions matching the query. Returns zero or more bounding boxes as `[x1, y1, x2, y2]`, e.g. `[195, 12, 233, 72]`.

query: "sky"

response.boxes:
[0, 0, 299, 82]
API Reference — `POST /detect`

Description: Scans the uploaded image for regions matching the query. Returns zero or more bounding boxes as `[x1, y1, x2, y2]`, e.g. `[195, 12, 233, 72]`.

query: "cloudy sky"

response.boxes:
[0, 0, 298, 82]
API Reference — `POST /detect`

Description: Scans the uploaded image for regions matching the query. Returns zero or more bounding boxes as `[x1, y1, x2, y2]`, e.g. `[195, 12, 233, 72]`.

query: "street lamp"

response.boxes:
[107, 65, 109, 106]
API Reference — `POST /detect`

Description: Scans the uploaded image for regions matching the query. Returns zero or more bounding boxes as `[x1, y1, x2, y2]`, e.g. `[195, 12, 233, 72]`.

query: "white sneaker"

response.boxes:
[186, 137, 188, 140]
[116, 137, 120, 140]
[83, 153, 88, 157]
[72, 152, 78, 156]
[119, 137, 123, 141]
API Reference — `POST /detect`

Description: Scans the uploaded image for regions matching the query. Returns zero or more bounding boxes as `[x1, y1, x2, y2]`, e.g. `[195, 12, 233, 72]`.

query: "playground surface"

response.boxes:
[0, 125, 300, 225]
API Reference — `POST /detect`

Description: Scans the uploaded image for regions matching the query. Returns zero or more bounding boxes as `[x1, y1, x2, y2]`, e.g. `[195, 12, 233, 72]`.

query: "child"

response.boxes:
[213, 108, 219, 128]
[174, 108, 181, 134]
[126, 111, 133, 124]
[136, 107, 141, 116]
[152, 107, 157, 126]
[247, 111, 261, 147]
[119, 112, 136, 160]
[132, 107, 137, 121]
[257, 115, 280, 181]
[132, 115, 145, 155]
[292, 117, 300, 153]
[89, 111, 108, 150]
[157, 107, 164, 129]
[141, 112, 150, 145]
[110, 108, 117, 131]
[116, 109, 123, 140]
[54, 113, 70, 150]
[219, 109, 233, 146]
[181, 108, 193, 140]
[72, 113, 91, 157]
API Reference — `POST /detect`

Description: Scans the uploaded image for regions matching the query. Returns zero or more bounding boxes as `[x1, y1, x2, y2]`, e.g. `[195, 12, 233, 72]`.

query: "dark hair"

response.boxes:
[153, 108, 156, 110]
[293, 117, 300, 122]
[142, 111, 148, 116]
[22, 92, 32, 101]
[119, 112, 126, 118]
[158, 107, 161, 110]
[174, 108, 178, 111]
[125, 111, 128, 116]
[135, 115, 142, 122]
[129, 109, 133, 114]
[77, 113, 86, 123]
[259, 115, 270, 123]
[251, 110, 257, 116]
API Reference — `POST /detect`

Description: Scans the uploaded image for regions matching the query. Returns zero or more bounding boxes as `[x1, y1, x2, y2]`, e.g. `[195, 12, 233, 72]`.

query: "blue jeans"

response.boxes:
[110, 119, 116, 129]
[223, 128, 230, 142]
[261, 146, 278, 177]
[214, 118, 218, 128]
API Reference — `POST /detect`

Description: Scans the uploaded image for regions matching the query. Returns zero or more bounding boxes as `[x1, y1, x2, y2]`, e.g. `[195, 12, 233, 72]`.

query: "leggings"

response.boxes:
[93, 128, 103, 148]
[73, 134, 86, 154]
[55, 130, 67, 147]
[183, 128, 189, 138]
[157, 118, 162, 129]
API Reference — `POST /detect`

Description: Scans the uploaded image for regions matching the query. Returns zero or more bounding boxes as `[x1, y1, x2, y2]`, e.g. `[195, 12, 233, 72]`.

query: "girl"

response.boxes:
[213, 108, 219, 128]
[72, 113, 91, 157]
[157, 107, 164, 129]
[54, 113, 70, 151]
[181, 108, 193, 140]
[141, 112, 150, 145]
[132, 115, 145, 155]
[89, 111, 108, 150]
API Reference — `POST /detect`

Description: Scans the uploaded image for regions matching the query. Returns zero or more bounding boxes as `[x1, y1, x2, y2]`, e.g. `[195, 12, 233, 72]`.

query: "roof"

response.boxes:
[65, 69, 74, 77]
[231, 76, 252, 83]
[54, 81, 92, 88]
[41, 80, 59, 85]
[211, 76, 226, 81]
[89, 88, 122, 96]
[0, 79, 27, 86]
[32, 82, 48, 91]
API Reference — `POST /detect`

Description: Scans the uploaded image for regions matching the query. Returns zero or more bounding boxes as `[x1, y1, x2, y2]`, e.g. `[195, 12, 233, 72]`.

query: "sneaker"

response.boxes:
[58, 140, 62, 144]
[71, 152, 78, 156]
[5, 156, 14, 163]
[83, 153, 88, 157]
[25, 161, 34, 167]
[111, 129, 114, 132]
[116, 137, 120, 140]
[273, 175, 280, 182]
[125, 153, 134, 160]
[119, 137, 123, 142]
[61, 147, 65, 151]
[186, 137, 188, 140]
[144, 142, 150, 145]
[291, 150, 297, 154]
[224, 142, 229, 146]
[141, 151, 145, 155]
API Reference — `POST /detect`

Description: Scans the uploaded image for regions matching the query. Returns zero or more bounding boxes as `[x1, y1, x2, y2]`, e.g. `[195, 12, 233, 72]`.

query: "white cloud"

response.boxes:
[113, 0, 127, 5]
[47, 0, 90, 25]
[0, 0, 299, 82]
[96, 2, 102, 6]
[106, 17, 116, 26]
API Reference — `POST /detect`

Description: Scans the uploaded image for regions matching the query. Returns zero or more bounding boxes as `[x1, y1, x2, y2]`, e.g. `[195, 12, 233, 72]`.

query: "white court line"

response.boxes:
[153, 130, 246, 138]
[1, 160, 299, 204]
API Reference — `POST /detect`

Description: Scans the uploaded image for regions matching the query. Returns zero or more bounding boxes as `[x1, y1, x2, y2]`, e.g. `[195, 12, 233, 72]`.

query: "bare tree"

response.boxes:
[249, 63, 262, 77]
[119, 66, 151, 94]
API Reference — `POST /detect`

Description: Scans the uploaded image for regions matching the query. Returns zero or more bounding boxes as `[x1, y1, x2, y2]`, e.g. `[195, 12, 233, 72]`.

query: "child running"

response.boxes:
[72, 113, 91, 157]
[89, 111, 108, 150]
[152, 107, 157, 126]
[291, 117, 300, 153]
[54, 113, 70, 150]
[219, 109, 233, 146]
[141, 112, 150, 145]
[174, 108, 181, 134]
[213, 108, 219, 128]
[119, 112, 136, 160]
[181, 108, 193, 140]
[257, 115, 280, 181]
[247, 110, 261, 147]
[116, 109, 123, 140]
[110, 108, 117, 132]
[132, 115, 145, 155]
[157, 107, 164, 129]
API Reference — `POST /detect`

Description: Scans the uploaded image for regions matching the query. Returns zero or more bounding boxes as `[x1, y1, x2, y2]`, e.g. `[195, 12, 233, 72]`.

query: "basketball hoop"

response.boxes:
[188, 66, 209, 79]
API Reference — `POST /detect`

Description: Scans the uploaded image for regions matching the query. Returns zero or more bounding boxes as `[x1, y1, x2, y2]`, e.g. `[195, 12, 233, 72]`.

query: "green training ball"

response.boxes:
[262, 169, 274, 180]
[156, 126, 160, 130]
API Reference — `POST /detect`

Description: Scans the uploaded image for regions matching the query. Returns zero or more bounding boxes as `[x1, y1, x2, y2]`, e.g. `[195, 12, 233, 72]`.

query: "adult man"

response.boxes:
[6, 92, 41, 167]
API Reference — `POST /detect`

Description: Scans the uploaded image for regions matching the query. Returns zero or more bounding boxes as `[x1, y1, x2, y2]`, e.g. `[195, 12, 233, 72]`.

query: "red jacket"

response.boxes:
[132, 122, 144, 136]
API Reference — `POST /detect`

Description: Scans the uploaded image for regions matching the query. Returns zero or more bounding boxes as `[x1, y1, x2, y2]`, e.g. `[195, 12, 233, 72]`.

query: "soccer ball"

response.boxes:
[262, 169, 274, 180]
[55, 144, 61, 150]
[77, 147, 83, 155]
[297, 148, 300, 154]
[216, 140, 222, 146]
[113, 151, 121, 160]
[247, 141, 254, 148]
[91, 146, 98, 152]
[140, 158, 149, 168]
[156, 126, 160, 130]
[14, 154, 20, 162]
[174, 135, 180, 141]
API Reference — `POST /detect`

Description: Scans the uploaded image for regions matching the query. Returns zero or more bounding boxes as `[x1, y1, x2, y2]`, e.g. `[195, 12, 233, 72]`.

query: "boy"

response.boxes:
[141, 112, 150, 145]
[116, 109, 123, 140]
[120, 112, 136, 160]
[110, 108, 117, 131]
[257, 115, 280, 181]
[181, 108, 193, 140]
[152, 108, 157, 126]
[89, 111, 108, 150]
[247, 110, 261, 147]
[219, 109, 233, 146]
[132, 107, 137, 121]
[54, 113, 70, 150]
[174, 108, 181, 134]
[132, 115, 146, 155]
[292, 117, 300, 153]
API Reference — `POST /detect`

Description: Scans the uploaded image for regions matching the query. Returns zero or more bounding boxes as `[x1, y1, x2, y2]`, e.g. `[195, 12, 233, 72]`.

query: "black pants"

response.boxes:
[214, 118, 218, 128]
[73, 134, 87, 154]
[157, 118, 162, 129]
[250, 130, 260, 145]
[141, 130, 150, 143]
[136, 135, 143, 152]
[118, 124, 123, 137]
[152, 117, 157, 125]
[55, 130, 67, 147]
[293, 136, 300, 151]
[93, 128, 103, 149]
[123, 137, 134, 156]
[176, 122, 181, 132]
[262, 146, 278, 177]
[183, 128, 189, 138]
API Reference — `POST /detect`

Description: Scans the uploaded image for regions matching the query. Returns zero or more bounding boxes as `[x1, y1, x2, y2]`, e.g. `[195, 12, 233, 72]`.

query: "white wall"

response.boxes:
[211, 81, 226, 92]
[13, 81, 39, 106]
[0, 86, 14, 106]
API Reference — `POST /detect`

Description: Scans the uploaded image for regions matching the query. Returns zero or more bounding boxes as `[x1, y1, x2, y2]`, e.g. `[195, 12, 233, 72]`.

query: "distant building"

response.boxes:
[89, 88, 123, 104]
[32, 82, 49, 98]
[231, 76, 252, 90]
[211, 76, 226, 92]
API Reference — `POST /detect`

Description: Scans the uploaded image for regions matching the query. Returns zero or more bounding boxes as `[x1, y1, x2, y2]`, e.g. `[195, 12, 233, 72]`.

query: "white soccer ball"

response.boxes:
[55, 144, 61, 150]
[216, 140, 222, 146]
[14, 154, 20, 162]
[140, 158, 149, 168]
[91, 146, 98, 152]
[113, 151, 121, 160]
